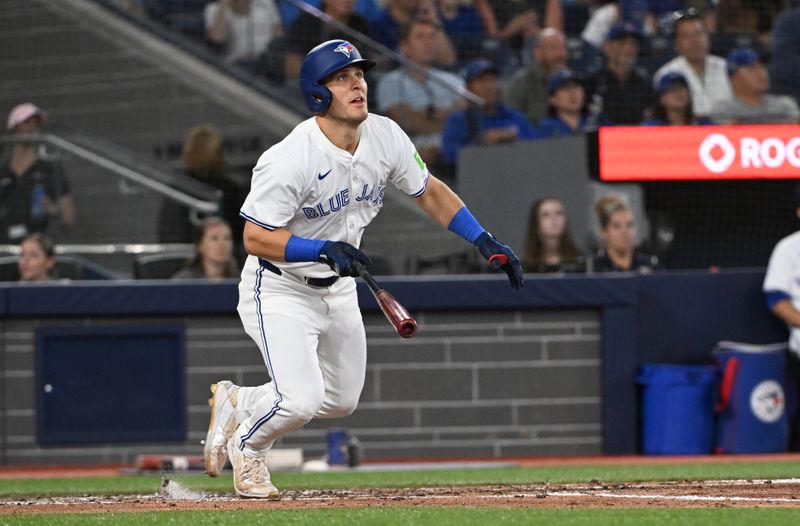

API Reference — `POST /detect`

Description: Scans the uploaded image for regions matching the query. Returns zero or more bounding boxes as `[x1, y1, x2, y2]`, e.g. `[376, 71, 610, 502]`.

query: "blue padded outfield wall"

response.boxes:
[0, 270, 788, 465]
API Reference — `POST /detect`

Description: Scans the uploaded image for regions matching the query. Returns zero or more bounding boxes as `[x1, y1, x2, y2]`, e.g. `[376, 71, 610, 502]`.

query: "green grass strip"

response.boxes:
[1, 461, 799, 498]
[2, 508, 800, 526]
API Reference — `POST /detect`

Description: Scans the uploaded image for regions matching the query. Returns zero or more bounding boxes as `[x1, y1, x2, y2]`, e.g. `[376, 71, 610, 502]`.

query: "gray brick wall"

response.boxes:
[0, 309, 602, 465]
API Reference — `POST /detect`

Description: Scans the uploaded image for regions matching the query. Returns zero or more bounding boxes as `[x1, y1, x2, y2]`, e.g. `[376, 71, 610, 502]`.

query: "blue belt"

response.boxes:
[258, 258, 339, 288]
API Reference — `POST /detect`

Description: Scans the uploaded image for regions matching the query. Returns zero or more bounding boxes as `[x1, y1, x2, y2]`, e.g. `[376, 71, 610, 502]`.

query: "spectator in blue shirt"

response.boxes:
[537, 70, 591, 138]
[441, 59, 538, 173]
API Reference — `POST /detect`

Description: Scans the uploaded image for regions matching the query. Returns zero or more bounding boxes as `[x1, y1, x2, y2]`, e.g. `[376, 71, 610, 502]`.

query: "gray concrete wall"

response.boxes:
[0, 308, 601, 466]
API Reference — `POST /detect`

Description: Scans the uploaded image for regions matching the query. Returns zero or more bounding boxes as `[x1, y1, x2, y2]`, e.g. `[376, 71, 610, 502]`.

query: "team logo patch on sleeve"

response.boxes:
[334, 42, 354, 58]
[413, 151, 426, 170]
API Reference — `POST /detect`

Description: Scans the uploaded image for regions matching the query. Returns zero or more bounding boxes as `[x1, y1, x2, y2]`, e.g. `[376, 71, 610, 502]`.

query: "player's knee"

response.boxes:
[329, 393, 360, 418]
[284, 393, 325, 423]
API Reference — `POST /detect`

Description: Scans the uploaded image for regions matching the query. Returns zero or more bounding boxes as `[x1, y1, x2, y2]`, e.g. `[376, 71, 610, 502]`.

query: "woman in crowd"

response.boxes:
[18, 233, 56, 282]
[158, 125, 246, 254]
[642, 72, 711, 126]
[592, 195, 658, 272]
[523, 196, 585, 273]
[172, 217, 239, 280]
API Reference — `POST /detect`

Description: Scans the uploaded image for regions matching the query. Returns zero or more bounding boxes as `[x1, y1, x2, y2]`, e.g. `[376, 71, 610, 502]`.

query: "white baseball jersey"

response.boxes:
[763, 230, 800, 354]
[240, 113, 430, 278]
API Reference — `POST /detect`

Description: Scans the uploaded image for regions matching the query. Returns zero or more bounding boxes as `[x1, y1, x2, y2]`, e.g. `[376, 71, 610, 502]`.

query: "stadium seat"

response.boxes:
[133, 253, 192, 279]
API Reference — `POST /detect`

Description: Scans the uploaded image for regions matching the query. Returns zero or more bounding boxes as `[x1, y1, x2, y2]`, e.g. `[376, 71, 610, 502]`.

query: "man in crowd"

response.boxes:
[585, 22, 653, 125]
[711, 48, 800, 124]
[505, 28, 568, 126]
[441, 59, 538, 177]
[653, 8, 731, 119]
[377, 18, 464, 169]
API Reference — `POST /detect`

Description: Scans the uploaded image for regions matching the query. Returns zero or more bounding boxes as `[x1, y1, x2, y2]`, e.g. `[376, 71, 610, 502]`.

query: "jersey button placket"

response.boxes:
[346, 160, 358, 244]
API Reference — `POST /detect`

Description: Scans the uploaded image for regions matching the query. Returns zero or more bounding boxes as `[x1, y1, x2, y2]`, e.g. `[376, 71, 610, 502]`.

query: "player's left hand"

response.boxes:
[319, 241, 372, 277]
[474, 232, 524, 290]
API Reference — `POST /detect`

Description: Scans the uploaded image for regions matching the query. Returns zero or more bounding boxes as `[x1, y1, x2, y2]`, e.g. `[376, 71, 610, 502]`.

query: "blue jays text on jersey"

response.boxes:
[302, 184, 385, 220]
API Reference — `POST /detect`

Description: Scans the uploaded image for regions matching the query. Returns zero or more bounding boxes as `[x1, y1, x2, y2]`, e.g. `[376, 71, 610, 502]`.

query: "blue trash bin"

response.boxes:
[714, 341, 788, 454]
[637, 364, 717, 455]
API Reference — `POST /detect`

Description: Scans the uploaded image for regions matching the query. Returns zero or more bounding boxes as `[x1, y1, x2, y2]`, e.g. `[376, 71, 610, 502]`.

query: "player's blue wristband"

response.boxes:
[447, 207, 486, 244]
[765, 290, 791, 311]
[285, 235, 326, 262]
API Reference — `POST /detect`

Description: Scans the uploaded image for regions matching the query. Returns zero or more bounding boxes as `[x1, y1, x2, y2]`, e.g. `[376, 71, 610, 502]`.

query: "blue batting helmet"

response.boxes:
[300, 40, 376, 114]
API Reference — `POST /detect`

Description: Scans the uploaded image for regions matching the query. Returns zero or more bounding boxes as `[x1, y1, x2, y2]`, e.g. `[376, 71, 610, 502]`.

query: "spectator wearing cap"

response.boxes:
[642, 72, 711, 125]
[711, 48, 800, 125]
[506, 28, 568, 127]
[441, 59, 538, 174]
[653, 9, 732, 118]
[537, 70, 591, 138]
[585, 22, 654, 125]
[0, 103, 75, 244]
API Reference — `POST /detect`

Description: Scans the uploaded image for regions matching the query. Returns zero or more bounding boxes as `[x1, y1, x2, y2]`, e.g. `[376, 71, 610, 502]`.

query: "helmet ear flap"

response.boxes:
[306, 85, 332, 113]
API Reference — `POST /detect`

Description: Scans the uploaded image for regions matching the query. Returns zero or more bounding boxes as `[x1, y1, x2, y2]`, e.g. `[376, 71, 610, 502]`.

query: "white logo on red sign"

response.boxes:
[699, 133, 800, 174]
[699, 133, 736, 173]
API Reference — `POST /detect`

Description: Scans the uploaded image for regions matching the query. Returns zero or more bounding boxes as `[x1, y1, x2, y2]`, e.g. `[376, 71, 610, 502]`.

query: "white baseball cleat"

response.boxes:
[203, 381, 240, 477]
[227, 436, 280, 499]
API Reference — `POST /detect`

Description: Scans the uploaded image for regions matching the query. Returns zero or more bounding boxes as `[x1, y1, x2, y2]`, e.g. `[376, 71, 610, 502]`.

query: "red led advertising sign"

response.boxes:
[598, 125, 800, 181]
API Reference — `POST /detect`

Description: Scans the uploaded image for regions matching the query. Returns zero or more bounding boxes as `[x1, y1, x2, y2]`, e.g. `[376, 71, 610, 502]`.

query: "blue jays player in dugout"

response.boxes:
[203, 40, 523, 498]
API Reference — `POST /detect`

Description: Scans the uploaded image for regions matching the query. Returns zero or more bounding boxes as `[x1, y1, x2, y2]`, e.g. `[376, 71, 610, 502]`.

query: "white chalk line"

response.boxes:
[540, 491, 800, 504]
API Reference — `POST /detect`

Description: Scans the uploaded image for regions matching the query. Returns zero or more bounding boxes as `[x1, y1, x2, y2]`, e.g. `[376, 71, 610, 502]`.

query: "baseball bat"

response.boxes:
[353, 261, 417, 338]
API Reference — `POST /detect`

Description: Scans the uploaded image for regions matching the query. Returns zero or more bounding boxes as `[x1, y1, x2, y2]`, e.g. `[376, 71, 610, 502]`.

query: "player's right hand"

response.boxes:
[319, 241, 372, 277]
[474, 232, 524, 290]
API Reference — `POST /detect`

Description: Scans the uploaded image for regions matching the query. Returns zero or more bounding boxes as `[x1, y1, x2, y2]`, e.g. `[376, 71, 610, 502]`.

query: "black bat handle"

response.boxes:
[353, 260, 381, 294]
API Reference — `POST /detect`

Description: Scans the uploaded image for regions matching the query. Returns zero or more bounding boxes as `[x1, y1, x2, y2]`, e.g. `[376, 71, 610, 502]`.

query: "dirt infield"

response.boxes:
[2, 455, 800, 515]
[2, 479, 800, 514]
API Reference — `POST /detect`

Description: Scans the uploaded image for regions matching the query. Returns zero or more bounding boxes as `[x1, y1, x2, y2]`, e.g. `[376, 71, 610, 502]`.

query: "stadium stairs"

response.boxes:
[0, 0, 465, 276]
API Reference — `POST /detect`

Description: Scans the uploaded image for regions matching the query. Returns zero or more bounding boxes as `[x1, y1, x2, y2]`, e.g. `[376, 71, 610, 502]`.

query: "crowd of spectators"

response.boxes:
[6, 0, 800, 279]
[153, 0, 800, 181]
[129, 1, 800, 172]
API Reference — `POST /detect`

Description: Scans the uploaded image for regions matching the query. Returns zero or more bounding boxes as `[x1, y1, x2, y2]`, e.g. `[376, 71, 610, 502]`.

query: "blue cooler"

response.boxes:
[637, 364, 717, 455]
[714, 341, 788, 454]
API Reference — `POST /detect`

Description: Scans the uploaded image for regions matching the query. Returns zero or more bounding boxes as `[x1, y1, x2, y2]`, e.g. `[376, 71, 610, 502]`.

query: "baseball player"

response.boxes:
[203, 39, 523, 498]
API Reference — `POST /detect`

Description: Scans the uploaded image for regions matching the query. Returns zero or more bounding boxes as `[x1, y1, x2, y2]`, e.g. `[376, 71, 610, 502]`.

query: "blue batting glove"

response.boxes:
[474, 232, 524, 290]
[319, 241, 372, 277]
